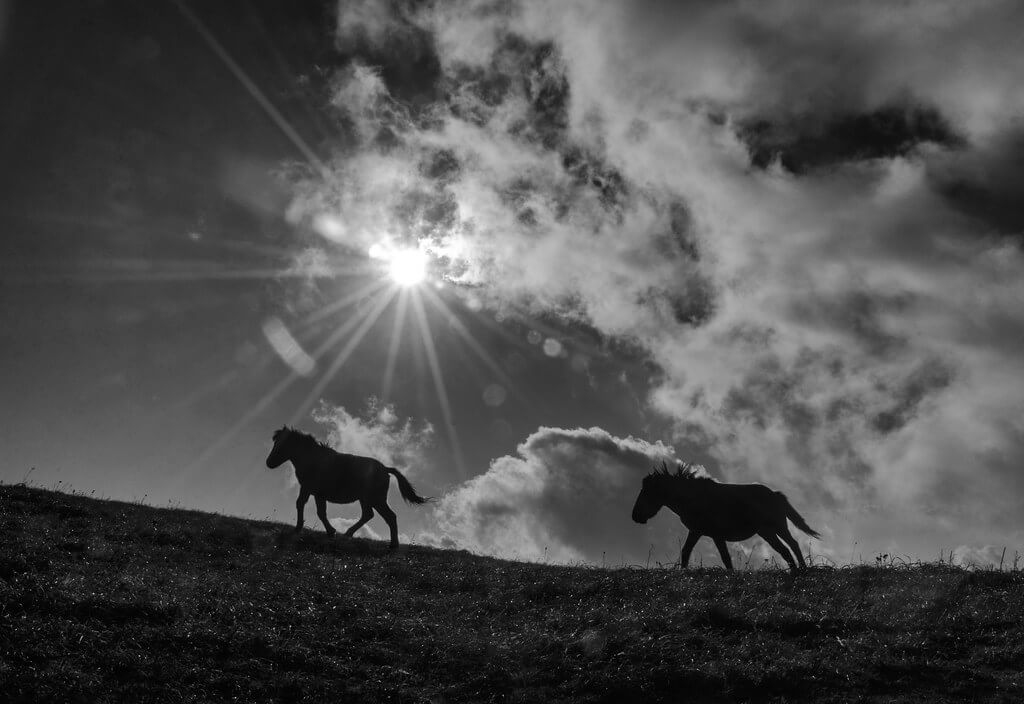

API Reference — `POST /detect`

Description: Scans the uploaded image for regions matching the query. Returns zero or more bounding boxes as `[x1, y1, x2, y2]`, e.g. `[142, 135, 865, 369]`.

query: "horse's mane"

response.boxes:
[280, 426, 333, 452]
[646, 460, 715, 483]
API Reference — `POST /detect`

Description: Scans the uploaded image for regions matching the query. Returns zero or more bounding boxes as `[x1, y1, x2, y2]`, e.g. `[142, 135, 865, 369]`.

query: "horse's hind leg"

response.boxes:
[315, 496, 336, 536]
[344, 500, 374, 538]
[777, 524, 807, 569]
[375, 501, 399, 550]
[759, 531, 797, 571]
[713, 538, 734, 570]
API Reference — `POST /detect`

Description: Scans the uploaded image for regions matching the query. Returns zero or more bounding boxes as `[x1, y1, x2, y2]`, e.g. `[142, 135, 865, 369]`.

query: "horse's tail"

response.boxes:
[783, 496, 820, 539]
[387, 466, 432, 505]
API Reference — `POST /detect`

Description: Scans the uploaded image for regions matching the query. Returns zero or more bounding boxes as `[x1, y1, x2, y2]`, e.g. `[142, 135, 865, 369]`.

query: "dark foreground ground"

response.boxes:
[1, 484, 1023, 703]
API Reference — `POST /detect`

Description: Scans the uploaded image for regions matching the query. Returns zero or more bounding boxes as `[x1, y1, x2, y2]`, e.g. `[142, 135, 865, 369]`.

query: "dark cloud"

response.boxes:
[636, 275, 716, 329]
[334, 0, 443, 107]
[787, 290, 913, 357]
[721, 355, 817, 433]
[656, 201, 700, 261]
[519, 40, 570, 149]
[930, 129, 1024, 236]
[740, 103, 963, 174]
[419, 147, 462, 182]
[871, 358, 954, 434]
[561, 146, 629, 212]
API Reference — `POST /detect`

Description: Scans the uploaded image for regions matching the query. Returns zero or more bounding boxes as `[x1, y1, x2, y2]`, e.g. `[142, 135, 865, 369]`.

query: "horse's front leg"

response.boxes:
[295, 489, 310, 532]
[315, 495, 336, 536]
[680, 530, 701, 568]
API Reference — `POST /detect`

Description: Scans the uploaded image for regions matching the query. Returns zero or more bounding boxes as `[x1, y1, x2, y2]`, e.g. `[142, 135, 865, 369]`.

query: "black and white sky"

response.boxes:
[3, 0, 1024, 568]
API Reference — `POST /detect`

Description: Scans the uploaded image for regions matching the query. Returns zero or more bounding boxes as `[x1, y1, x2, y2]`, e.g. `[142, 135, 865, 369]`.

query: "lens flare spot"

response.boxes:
[262, 317, 316, 377]
[543, 338, 564, 357]
[482, 383, 507, 407]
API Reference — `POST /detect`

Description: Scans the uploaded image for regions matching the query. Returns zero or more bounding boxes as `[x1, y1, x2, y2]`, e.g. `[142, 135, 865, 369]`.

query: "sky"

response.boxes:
[2, 0, 1024, 569]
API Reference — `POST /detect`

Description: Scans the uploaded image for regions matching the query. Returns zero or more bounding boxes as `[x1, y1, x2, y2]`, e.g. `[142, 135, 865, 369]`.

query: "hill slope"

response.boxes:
[1, 483, 1023, 703]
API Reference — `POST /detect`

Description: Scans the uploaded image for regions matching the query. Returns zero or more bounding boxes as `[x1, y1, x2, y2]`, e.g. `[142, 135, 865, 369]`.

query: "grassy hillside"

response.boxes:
[2, 484, 1023, 703]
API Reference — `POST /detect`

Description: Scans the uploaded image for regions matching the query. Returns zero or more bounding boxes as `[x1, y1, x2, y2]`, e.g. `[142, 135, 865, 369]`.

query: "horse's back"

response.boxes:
[335, 452, 386, 472]
[708, 481, 779, 502]
[679, 481, 788, 538]
[303, 452, 389, 503]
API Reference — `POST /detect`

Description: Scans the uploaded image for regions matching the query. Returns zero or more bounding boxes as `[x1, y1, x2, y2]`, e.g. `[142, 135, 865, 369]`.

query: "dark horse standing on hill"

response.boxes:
[266, 426, 431, 549]
[631, 462, 820, 571]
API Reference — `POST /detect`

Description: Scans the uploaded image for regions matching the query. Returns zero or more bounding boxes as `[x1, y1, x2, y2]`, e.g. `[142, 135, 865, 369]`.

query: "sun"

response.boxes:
[368, 242, 429, 287]
[387, 247, 428, 287]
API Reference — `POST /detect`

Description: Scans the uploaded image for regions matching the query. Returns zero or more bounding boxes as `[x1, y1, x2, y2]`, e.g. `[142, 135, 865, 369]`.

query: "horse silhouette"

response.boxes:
[266, 426, 430, 549]
[631, 462, 820, 571]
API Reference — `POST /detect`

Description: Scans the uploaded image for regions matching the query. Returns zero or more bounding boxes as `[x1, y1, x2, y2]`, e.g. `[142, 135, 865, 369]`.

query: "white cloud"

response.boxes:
[312, 398, 434, 471]
[951, 545, 1014, 570]
[435, 426, 690, 564]
[335, 0, 402, 51]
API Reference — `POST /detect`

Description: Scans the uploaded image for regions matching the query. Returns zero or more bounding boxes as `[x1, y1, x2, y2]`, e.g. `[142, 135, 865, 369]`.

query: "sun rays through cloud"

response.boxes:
[180, 226, 514, 485]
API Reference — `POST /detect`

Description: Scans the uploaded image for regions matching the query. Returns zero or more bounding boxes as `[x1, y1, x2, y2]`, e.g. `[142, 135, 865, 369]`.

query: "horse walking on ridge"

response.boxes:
[631, 462, 820, 571]
[266, 426, 431, 549]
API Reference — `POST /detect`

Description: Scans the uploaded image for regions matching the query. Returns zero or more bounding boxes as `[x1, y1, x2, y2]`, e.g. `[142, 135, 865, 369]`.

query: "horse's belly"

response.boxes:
[720, 528, 758, 542]
[689, 516, 758, 542]
[322, 493, 360, 504]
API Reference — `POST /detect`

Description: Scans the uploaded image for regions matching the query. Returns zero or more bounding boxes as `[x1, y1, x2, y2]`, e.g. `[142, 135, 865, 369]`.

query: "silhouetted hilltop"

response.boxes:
[2, 483, 1023, 703]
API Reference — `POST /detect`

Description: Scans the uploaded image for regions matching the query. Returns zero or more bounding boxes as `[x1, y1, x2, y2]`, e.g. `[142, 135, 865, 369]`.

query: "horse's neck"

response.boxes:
[290, 445, 322, 482]
[663, 480, 702, 523]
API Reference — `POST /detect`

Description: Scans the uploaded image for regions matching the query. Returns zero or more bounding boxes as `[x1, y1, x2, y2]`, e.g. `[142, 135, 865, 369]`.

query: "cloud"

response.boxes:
[435, 426, 691, 564]
[312, 398, 434, 471]
[280, 0, 1024, 559]
[951, 545, 1013, 570]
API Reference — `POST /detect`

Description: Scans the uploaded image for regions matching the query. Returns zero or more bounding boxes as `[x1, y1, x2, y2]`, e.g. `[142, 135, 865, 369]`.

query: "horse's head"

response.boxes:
[631, 464, 669, 524]
[266, 426, 295, 468]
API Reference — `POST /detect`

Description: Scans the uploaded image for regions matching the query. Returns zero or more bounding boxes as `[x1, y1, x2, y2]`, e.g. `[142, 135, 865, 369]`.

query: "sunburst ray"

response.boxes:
[381, 287, 411, 402]
[294, 279, 388, 335]
[421, 285, 532, 410]
[175, 287, 393, 488]
[287, 285, 399, 424]
[411, 288, 466, 477]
